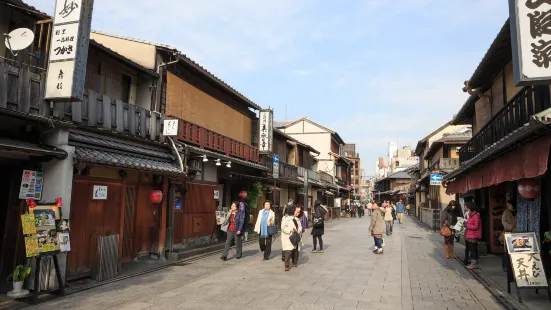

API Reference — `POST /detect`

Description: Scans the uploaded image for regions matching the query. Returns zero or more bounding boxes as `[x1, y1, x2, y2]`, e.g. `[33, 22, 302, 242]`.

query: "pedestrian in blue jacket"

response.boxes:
[396, 200, 406, 224]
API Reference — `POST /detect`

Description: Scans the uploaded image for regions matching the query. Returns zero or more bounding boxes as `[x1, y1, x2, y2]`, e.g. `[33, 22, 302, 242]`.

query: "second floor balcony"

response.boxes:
[430, 158, 459, 172]
[320, 171, 334, 184]
[458, 85, 551, 164]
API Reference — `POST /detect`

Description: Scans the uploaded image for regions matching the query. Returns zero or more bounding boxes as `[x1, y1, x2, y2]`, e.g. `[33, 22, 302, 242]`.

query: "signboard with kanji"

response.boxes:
[258, 110, 273, 153]
[505, 232, 549, 288]
[45, 0, 94, 102]
[509, 0, 551, 85]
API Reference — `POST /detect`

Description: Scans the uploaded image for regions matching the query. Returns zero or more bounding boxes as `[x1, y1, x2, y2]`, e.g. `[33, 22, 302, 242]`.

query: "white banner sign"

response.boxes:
[92, 185, 108, 200]
[45, 0, 94, 102]
[258, 110, 273, 153]
[510, 252, 548, 287]
[162, 119, 179, 136]
[509, 0, 551, 85]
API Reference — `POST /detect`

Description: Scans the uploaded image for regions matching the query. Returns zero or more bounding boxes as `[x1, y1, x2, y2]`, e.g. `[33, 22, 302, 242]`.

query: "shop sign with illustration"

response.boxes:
[18, 170, 44, 200]
[505, 232, 549, 288]
[20, 201, 71, 257]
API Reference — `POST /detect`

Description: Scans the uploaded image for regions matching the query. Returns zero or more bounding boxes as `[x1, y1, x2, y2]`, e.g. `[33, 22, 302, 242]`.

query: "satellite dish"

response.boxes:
[4, 28, 35, 56]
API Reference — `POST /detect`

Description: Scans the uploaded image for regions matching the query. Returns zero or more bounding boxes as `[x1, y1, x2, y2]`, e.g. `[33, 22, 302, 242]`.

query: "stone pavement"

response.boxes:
[32, 215, 506, 310]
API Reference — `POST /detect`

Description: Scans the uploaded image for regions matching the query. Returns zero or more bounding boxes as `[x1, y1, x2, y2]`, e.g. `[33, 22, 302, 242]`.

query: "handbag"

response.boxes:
[268, 225, 278, 236]
[289, 231, 301, 247]
[440, 225, 452, 237]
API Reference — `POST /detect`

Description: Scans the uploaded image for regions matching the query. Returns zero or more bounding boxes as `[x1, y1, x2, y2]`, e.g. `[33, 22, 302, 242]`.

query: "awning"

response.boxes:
[325, 191, 335, 196]
[179, 141, 268, 171]
[446, 133, 551, 194]
[74, 147, 183, 175]
[0, 137, 68, 159]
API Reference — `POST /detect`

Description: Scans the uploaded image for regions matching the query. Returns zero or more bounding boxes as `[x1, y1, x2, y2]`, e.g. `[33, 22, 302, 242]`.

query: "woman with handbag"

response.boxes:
[442, 200, 463, 259]
[311, 201, 328, 253]
[254, 200, 276, 261]
[281, 206, 302, 271]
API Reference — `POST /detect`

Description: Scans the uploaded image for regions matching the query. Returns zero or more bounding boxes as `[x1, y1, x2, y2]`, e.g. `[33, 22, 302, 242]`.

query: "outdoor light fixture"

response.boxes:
[226, 161, 232, 168]
[202, 155, 208, 162]
[216, 159, 221, 166]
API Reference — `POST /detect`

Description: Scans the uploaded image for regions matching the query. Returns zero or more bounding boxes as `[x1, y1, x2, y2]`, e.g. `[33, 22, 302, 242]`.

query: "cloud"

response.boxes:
[293, 69, 310, 77]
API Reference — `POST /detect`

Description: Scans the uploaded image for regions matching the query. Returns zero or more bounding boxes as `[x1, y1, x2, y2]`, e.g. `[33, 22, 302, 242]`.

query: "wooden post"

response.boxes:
[118, 176, 126, 266]
[158, 176, 169, 258]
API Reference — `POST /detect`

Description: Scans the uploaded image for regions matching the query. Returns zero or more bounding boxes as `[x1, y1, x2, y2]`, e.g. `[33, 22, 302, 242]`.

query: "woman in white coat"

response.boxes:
[281, 205, 302, 271]
[254, 200, 276, 260]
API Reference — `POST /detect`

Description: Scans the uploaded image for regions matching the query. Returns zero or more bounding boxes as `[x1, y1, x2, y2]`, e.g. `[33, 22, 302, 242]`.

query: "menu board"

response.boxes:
[505, 232, 549, 288]
[20, 205, 71, 257]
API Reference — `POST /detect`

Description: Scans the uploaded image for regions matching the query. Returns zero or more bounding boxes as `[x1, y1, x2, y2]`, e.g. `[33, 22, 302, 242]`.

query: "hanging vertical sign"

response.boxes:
[509, 0, 551, 85]
[258, 109, 273, 153]
[45, 0, 94, 102]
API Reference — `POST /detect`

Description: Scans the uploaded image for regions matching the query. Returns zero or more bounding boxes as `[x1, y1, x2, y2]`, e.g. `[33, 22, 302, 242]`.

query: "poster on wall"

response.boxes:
[58, 232, 71, 252]
[18, 170, 44, 200]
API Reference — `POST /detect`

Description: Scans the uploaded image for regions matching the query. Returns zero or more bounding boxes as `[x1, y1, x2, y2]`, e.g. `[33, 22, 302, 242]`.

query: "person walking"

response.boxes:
[297, 205, 308, 248]
[311, 200, 327, 253]
[220, 202, 244, 261]
[465, 202, 482, 269]
[254, 200, 276, 260]
[501, 200, 516, 270]
[370, 206, 386, 254]
[281, 198, 295, 261]
[281, 206, 302, 271]
[442, 200, 463, 259]
[383, 203, 394, 236]
[406, 203, 411, 216]
[396, 200, 406, 224]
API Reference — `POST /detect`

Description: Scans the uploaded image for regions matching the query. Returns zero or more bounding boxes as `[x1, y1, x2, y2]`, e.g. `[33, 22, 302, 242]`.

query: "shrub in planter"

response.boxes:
[8, 265, 31, 293]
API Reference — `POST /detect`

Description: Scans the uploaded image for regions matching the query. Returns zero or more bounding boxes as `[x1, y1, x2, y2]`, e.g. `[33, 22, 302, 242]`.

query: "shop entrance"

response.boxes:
[0, 162, 27, 293]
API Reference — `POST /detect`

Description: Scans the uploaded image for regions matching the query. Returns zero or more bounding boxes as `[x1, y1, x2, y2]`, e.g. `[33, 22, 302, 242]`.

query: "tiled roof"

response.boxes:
[69, 131, 174, 160]
[3, 0, 49, 17]
[91, 30, 261, 110]
[74, 147, 183, 175]
[0, 137, 67, 159]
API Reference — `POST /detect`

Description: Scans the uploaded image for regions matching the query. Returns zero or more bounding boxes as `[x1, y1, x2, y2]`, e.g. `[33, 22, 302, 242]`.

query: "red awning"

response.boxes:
[446, 134, 551, 194]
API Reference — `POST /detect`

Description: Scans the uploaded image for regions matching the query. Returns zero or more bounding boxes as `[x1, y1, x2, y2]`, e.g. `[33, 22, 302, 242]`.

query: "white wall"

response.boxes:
[90, 32, 157, 70]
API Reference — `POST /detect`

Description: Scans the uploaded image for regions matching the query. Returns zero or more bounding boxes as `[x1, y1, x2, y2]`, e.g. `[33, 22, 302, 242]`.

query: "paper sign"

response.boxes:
[24, 236, 39, 257]
[21, 214, 37, 235]
[19, 170, 44, 200]
[58, 232, 71, 252]
[510, 252, 549, 288]
[42, 243, 57, 252]
[163, 119, 179, 136]
[214, 190, 220, 200]
[93, 185, 108, 200]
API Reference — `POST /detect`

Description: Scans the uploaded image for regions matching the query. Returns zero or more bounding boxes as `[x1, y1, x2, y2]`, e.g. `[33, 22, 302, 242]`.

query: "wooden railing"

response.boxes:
[297, 166, 306, 178]
[279, 162, 297, 179]
[320, 171, 334, 184]
[431, 158, 459, 172]
[174, 117, 259, 163]
[0, 60, 163, 141]
[308, 170, 320, 182]
[459, 85, 551, 163]
[53, 90, 163, 140]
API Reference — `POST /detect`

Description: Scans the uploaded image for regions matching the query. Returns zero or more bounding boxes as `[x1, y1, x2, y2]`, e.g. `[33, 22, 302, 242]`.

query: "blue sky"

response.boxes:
[28, 0, 509, 175]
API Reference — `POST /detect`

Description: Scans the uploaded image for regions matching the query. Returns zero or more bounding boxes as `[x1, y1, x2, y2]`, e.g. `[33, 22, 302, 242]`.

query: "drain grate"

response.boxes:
[172, 262, 191, 267]
[408, 235, 422, 239]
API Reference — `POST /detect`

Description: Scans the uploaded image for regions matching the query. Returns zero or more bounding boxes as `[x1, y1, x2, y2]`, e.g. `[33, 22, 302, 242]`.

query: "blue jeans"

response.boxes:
[374, 236, 383, 248]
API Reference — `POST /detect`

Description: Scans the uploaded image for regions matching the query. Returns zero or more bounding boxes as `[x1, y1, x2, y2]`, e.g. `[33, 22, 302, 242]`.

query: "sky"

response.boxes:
[27, 0, 509, 176]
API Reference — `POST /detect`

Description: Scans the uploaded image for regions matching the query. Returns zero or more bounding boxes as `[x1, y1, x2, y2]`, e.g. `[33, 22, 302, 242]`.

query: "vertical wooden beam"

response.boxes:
[128, 103, 136, 135]
[18, 66, 31, 113]
[102, 95, 112, 130]
[115, 99, 124, 132]
[118, 176, 126, 267]
[0, 61, 7, 109]
[158, 176, 169, 257]
[87, 90, 97, 126]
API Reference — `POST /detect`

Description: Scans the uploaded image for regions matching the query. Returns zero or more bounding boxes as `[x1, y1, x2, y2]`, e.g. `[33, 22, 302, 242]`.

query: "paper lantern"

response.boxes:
[55, 197, 62, 207]
[239, 190, 247, 200]
[518, 179, 541, 199]
[26, 198, 36, 208]
[149, 190, 163, 204]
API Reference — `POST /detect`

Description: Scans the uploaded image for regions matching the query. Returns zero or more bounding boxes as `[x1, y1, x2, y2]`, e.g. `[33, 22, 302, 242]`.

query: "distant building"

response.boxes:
[343, 144, 361, 198]
[391, 146, 419, 172]
[388, 142, 397, 168]
[375, 157, 388, 179]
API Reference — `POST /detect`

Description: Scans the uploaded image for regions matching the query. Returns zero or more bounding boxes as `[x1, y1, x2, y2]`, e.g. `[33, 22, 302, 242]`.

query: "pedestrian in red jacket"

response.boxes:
[465, 202, 482, 269]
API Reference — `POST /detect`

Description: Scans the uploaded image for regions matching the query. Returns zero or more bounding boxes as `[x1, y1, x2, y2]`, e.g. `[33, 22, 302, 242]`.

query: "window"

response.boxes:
[121, 74, 131, 103]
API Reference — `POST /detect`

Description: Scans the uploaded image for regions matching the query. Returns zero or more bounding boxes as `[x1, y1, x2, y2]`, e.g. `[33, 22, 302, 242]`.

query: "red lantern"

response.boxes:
[149, 190, 163, 204]
[26, 198, 36, 208]
[239, 190, 247, 200]
[518, 179, 541, 199]
[55, 197, 63, 207]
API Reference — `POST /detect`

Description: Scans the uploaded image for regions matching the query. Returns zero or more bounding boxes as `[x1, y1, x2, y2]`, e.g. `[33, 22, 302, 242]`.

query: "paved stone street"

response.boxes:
[33, 216, 506, 310]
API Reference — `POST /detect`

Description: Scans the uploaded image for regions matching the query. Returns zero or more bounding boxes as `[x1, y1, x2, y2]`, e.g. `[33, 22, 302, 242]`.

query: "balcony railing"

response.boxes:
[0, 60, 164, 141]
[320, 171, 334, 184]
[174, 118, 259, 163]
[430, 158, 459, 172]
[297, 166, 306, 178]
[279, 162, 298, 179]
[308, 170, 320, 182]
[459, 85, 551, 163]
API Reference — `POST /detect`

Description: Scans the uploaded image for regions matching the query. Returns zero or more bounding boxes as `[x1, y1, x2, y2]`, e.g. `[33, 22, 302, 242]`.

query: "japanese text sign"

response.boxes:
[509, 0, 551, 85]
[45, 0, 94, 102]
[505, 232, 549, 288]
[258, 110, 273, 153]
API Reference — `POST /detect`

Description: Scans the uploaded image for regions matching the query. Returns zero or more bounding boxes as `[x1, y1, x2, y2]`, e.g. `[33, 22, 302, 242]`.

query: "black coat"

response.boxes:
[311, 206, 327, 236]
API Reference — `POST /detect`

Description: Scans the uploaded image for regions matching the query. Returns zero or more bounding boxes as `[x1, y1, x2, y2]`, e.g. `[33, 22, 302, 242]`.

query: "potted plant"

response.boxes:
[8, 265, 31, 293]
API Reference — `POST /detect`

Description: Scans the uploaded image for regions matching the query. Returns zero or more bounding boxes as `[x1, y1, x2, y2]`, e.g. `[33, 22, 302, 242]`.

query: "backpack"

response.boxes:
[313, 208, 324, 228]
